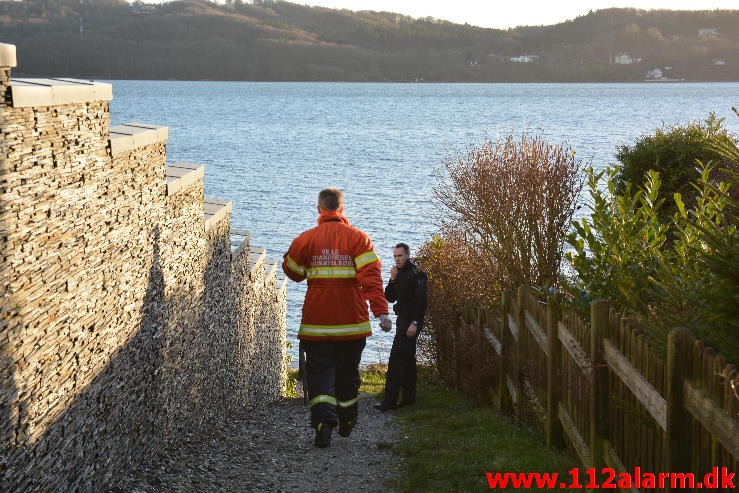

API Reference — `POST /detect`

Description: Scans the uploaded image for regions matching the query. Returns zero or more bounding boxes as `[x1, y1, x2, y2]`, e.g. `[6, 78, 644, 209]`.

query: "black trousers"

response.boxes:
[302, 338, 366, 428]
[382, 317, 420, 407]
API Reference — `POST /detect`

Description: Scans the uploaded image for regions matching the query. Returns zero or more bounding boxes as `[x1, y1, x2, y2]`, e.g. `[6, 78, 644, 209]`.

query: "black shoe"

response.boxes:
[338, 419, 355, 437]
[373, 403, 397, 412]
[398, 400, 415, 408]
[314, 422, 334, 448]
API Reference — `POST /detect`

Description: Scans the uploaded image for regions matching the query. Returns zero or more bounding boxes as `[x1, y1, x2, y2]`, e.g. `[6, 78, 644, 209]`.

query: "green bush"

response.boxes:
[565, 163, 738, 361]
[650, 165, 738, 362]
[615, 114, 736, 219]
[565, 167, 669, 316]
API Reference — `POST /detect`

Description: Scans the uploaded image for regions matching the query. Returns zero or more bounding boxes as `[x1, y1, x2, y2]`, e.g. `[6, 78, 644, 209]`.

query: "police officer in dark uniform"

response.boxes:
[375, 243, 428, 411]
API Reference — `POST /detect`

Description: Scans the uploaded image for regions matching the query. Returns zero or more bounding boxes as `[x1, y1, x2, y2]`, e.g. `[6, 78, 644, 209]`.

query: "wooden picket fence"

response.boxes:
[460, 285, 738, 492]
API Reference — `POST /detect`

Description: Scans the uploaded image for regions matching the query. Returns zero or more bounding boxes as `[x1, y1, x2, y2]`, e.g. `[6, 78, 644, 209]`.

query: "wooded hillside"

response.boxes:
[1, 0, 737, 81]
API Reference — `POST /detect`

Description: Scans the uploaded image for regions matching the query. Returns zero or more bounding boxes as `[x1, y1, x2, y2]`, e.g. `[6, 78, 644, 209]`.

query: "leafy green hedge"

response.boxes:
[614, 114, 736, 220]
[565, 163, 738, 361]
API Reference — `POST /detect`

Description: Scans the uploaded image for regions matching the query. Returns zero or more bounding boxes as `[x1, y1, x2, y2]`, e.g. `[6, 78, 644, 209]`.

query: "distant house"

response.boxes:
[131, 4, 156, 14]
[510, 55, 539, 63]
[712, 59, 726, 66]
[613, 53, 641, 65]
[646, 68, 664, 79]
[699, 28, 719, 36]
[645, 67, 685, 82]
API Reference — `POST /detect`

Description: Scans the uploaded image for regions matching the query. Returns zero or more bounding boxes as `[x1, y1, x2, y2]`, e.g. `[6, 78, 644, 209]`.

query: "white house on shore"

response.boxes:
[699, 28, 719, 36]
[646, 68, 664, 79]
[510, 55, 539, 63]
[613, 52, 642, 65]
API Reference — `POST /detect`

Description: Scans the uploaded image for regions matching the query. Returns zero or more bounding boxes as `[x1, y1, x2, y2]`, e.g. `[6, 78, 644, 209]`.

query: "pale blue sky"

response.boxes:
[299, 1, 737, 29]
[141, 1, 738, 29]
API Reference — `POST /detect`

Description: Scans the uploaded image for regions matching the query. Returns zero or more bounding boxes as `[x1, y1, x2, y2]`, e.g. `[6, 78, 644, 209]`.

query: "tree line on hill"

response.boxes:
[0, 0, 737, 81]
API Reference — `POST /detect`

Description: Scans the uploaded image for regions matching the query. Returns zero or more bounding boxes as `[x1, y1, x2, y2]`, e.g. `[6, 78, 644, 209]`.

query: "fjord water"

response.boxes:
[109, 81, 739, 365]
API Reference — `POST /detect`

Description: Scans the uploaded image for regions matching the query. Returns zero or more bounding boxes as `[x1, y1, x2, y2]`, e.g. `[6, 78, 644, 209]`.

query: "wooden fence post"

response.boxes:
[590, 299, 609, 471]
[515, 285, 527, 425]
[478, 306, 485, 384]
[454, 308, 469, 392]
[477, 307, 483, 351]
[500, 290, 513, 415]
[546, 294, 564, 447]
[664, 327, 693, 482]
[451, 313, 460, 391]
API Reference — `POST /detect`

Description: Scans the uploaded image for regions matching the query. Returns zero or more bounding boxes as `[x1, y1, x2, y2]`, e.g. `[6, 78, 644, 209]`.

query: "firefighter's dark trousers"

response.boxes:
[303, 338, 366, 428]
[381, 319, 420, 408]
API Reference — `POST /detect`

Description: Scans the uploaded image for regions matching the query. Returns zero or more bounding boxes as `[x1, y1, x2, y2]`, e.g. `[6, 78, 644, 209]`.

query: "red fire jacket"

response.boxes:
[282, 210, 388, 341]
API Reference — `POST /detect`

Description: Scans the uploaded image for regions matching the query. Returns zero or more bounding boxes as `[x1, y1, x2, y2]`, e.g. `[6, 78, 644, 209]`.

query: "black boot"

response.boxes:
[338, 419, 355, 437]
[314, 422, 334, 448]
[373, 402, 398, 411]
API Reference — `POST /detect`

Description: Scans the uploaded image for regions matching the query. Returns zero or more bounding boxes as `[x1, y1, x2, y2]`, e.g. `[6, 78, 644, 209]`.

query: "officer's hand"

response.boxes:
[390, 266, 398, 280]
[378, 314, 392, 332]
[406, 322, 417, 339]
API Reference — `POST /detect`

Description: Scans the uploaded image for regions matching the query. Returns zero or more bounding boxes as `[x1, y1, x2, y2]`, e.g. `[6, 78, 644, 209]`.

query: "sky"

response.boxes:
[298, 1, 738, 29]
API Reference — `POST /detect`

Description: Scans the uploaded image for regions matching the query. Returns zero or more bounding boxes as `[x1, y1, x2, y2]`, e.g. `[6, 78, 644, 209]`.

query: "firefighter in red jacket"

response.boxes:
[283, 188, 391, 448]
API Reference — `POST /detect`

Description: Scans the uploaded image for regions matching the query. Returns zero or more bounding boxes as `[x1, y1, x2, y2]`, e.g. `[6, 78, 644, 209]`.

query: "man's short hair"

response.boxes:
[395, 243, 410, 253]
[318, 188, 344, 211]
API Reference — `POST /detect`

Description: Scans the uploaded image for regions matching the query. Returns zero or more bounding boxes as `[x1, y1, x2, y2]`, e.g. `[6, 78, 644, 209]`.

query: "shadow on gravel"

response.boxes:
[119, 393, 400, 492]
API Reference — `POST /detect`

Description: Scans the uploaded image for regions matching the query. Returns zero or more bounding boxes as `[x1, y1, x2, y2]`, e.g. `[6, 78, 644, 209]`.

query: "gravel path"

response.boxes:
[118, 393, 400, 492]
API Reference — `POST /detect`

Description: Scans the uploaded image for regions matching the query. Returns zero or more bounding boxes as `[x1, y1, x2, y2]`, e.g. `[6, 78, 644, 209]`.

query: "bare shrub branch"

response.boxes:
[419, 134, 583, 384]
[434, 134, 583, 289]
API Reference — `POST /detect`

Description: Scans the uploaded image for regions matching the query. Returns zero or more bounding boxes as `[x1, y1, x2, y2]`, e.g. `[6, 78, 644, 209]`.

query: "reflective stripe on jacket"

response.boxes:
[282, 210, 388, 341]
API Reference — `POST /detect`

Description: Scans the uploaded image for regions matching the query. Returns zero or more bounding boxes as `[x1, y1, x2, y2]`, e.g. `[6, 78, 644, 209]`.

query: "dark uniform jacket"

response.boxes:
[384, 260, 428, 336]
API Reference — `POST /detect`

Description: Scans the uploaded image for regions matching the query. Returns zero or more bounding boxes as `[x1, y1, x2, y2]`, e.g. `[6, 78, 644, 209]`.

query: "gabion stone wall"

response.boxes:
[0, 70, 286, 491]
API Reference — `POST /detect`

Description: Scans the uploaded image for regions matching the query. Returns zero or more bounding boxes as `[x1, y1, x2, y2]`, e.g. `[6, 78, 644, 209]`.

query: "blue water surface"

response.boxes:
[108, 81, 739, 364]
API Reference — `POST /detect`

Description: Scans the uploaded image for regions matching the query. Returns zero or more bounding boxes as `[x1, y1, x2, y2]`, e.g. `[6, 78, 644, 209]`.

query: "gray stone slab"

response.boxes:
[264, 261, 278, 281]
[165, 167, 193, 178]
[93, 83, 113, 102]
[109, 125, 158, 148]
[9, 83, 53, 107]
[126, 122, 168, 142]
[0, 43, 16, 67]
[52, 77, 95, 85]
[169, 162, 202, 171]
[10, 78, 112, 106]
[166, 176, 181, 196]
[231, 237, 250, 260]
[110, 123, 169, 156]
[204, 199, 232, 232]
[50, 82, 96, 105]
[204, 197, 230, 206]
[165, 164, 204, 195]
[109, 132, 134, 155]
[204, 203, 222, 215]
[248, 249, 266, 276]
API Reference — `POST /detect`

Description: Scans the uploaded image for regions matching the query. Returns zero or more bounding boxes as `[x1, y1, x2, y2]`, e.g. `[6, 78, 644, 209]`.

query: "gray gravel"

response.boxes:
[118, 393, 400, 492]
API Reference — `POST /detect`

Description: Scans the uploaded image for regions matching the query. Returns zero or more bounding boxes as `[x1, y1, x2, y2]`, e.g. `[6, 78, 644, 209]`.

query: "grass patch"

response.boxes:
[376, 366, 576, 493]
[285, 364, 386, 400]
[360, 363, 388, 396]
[285, 369, 300, 399]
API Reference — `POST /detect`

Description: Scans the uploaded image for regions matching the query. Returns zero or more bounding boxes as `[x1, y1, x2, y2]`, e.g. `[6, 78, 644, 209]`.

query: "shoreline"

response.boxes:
[9, 74, 739, 84]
